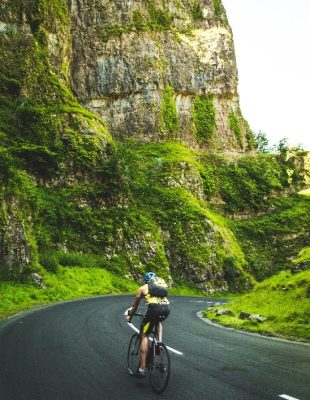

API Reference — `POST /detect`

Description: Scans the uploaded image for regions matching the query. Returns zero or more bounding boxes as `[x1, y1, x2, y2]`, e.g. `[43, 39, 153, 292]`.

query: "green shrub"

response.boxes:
[97, 1, 174, 41]
[200, 153, 287, 213]
[57, 252, 87, 267]
[145, 0, 173, 29]
[234, 194, 310, 279]
[40, 253, 59, 273]
[133, 10, 145, 30]
[191, 2, 204, 21]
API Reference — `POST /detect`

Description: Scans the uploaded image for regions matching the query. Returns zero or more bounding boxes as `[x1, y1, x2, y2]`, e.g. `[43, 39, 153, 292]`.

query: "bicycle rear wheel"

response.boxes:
[149, 342, 170, 394]
[127, 333, 140, 376]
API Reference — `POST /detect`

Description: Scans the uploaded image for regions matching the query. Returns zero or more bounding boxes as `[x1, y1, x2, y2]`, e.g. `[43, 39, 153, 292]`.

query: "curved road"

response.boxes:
[0, 295, 309, 400]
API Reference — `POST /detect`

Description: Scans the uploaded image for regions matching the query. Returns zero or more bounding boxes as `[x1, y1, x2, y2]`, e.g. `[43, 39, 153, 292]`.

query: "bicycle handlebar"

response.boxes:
[124, 308, 144, 320]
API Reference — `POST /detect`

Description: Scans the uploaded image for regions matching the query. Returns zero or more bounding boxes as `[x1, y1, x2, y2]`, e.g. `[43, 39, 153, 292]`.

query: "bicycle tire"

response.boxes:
[149, 342, 170, 394]
[127, 333, 140, 376]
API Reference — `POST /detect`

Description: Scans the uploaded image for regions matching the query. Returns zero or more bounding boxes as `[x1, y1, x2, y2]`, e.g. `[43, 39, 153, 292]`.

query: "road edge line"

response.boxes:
[197, 311, 310, 347]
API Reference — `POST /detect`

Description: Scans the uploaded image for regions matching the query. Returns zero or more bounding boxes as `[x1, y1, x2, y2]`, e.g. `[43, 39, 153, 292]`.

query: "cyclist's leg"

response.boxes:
[155, 304, 170, 342]
[156, 322, 163, 342]
[140, 307, 156, 370]
[139, 333, 148, 370]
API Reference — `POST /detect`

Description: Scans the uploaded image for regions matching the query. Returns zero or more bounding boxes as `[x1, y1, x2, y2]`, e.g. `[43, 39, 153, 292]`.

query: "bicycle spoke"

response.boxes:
[149, 343, 170, 394]
[127, 333, 140, 376]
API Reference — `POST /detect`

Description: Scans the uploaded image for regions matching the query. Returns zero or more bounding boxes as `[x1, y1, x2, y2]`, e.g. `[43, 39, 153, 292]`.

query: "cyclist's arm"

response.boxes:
[127, 287, 144, 321]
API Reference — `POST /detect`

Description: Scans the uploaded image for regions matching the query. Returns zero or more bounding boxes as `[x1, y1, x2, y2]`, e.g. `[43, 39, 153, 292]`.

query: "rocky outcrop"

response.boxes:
[70, 0, 253, 151]
[291, 261, 310, 274]
[0, 197, 31, 273]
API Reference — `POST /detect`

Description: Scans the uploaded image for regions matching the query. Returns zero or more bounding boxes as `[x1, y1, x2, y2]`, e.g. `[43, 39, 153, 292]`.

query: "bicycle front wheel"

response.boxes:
[149, 342, 170, 394]
[127, 333, 140, 376]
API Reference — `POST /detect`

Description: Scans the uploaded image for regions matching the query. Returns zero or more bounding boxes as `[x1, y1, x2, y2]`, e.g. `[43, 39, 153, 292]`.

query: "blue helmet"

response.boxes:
[144, 271, 157, 283]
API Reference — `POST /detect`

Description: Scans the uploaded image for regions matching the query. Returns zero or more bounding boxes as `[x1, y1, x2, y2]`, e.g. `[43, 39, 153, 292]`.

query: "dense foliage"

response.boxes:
[233, 193, 310, 280]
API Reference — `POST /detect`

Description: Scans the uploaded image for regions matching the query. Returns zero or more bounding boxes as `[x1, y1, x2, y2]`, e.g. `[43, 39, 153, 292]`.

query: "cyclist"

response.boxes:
[125, 272, 170, 378]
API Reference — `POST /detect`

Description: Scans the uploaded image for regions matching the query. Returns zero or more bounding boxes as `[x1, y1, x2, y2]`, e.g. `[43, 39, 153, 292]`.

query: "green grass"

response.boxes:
[204, 269, 310, 342]
[0, 266, 139, 320]
[0, 263, 206, 320]
[293, 247, 310, 264]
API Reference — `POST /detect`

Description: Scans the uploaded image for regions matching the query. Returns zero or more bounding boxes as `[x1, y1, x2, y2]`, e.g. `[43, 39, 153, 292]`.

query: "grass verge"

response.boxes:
[203, 269, 310, 342]
[0, 266, 138, 320]
[0, 266, 205, 321]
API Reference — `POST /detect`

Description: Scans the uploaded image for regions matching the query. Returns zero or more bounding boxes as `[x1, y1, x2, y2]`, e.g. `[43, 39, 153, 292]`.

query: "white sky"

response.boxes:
[221, 0, 310, 150]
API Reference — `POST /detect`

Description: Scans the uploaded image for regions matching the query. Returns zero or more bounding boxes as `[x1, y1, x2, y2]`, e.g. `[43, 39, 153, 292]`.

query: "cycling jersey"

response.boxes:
[144, 290, 169, 305]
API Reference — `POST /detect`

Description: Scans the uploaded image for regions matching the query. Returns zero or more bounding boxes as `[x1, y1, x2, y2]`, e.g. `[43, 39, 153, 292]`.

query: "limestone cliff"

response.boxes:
[70, 0, 252, 150]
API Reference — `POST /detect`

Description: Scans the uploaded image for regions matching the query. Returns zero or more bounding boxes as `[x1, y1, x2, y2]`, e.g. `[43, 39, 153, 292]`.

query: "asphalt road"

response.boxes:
[0, 295, 309, 400]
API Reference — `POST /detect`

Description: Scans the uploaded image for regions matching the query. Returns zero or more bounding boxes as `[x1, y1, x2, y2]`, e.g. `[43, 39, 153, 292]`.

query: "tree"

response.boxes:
[276, 138, 289, 155]
[254, 131, 269, 153]
[274, 138, 304, 156]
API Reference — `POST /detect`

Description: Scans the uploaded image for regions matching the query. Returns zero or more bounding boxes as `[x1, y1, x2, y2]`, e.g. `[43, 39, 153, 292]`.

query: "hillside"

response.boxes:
[0, 1, 309, 297]
[204, 262, 310, 342]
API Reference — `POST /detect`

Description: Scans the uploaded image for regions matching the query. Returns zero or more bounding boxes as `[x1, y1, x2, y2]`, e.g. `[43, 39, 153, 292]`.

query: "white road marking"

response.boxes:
[189, 300, 205, 303]
[165, 344, 184, 356]
[279, 394, 300, 400]
[125, 309, 184, 356]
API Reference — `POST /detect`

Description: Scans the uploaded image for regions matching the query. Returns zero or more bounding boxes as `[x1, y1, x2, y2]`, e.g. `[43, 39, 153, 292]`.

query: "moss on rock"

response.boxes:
[160, 86, 179, 138]
[228, 110, 243, 149]
[193, 94, 216, 144]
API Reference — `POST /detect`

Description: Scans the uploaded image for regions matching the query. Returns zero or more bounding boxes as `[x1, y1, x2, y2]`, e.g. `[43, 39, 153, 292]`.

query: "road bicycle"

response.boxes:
[127, 313, 170, 394]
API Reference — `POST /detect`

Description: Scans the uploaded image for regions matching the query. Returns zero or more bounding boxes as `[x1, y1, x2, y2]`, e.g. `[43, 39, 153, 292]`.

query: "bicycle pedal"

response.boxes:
[160, 365, 167, 373]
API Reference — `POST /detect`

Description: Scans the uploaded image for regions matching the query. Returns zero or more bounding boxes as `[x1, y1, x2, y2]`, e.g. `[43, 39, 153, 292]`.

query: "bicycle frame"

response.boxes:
[126, 312, 171, 394]
[126, 311, 160, 344]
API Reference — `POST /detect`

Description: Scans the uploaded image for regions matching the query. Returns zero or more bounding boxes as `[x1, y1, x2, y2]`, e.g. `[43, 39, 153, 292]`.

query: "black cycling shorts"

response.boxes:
[141, 304, 170, 336]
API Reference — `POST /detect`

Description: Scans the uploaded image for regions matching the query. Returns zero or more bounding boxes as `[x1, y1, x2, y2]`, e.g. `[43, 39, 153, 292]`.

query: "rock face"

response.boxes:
[0, 197, 31, 274]
[70, 0, 252, 151]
